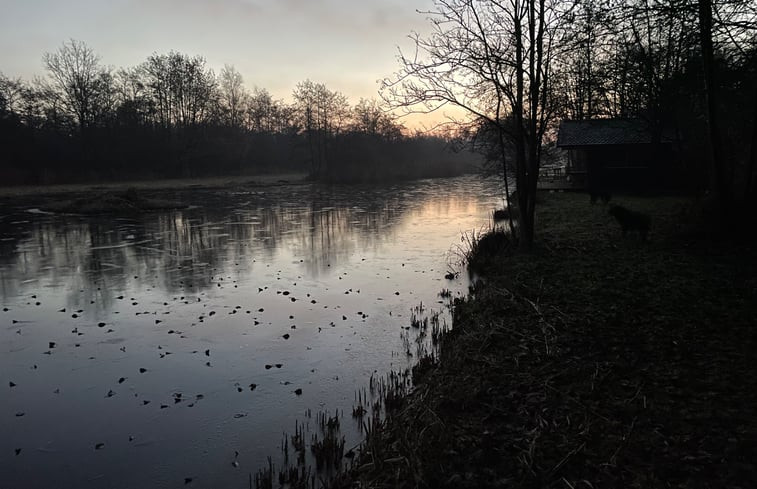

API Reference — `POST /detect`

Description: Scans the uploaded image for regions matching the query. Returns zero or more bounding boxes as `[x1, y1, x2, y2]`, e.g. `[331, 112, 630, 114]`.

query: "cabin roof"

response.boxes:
[557, 119, 662, 147]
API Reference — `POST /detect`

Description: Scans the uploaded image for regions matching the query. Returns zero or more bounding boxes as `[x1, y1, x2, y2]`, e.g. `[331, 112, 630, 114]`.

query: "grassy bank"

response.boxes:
[341, 192, 757, 488]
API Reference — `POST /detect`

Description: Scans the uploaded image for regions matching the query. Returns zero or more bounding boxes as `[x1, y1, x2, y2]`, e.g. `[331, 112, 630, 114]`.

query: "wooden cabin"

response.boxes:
[556, 119, 674, 194]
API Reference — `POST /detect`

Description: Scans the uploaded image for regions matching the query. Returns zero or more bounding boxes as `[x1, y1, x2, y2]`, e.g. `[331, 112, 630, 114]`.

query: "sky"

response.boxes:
[0, 0, 451, 127]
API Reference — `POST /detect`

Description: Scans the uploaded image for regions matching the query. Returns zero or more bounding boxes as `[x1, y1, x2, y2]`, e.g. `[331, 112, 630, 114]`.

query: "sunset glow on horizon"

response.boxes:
[0, 0, 466, 130]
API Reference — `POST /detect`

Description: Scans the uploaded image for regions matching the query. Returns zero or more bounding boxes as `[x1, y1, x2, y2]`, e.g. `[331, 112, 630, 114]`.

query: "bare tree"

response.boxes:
[383, 0, 561, 250]
[556, 0, 757, 206]
[0, 73, 25, 116]
[43, 39, 106, 131]
[352, 98, 403, 138]
[697, 0, 757, 206]
[142, 51, 216, 129]
[113, 67, 150, 127]
[219, 64, 247, 129]
[293, 80, 350, 177]
[246, 87, 274, 132]
[245, 87, 297, 134]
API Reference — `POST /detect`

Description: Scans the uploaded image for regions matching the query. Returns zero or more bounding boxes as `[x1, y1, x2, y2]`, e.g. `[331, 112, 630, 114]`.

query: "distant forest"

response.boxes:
[0, 41, 479, 186]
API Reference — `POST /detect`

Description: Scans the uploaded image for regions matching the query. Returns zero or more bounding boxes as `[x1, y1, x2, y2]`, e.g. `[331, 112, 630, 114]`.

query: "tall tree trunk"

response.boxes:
[698, 0, 730, 214]
[744, 84, 757, 202]
[514, 0, 532, 251]
[521, 0, 546, 251]
[495, 106, 517, 238]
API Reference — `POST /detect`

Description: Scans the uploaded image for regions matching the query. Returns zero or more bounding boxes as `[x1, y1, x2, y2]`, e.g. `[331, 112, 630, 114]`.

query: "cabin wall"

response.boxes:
[566, 143, 677, 194]
[567, 149, 587, 172]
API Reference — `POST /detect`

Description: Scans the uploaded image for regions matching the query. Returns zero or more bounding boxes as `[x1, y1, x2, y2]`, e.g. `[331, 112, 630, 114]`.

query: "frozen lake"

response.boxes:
[0, 175, 504, 488]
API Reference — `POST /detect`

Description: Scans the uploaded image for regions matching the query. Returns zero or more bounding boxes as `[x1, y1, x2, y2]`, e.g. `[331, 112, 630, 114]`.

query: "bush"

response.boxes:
[463, 228, 514, 272]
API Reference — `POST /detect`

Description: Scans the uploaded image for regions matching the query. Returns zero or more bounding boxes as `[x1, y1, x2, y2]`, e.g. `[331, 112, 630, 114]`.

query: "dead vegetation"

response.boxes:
[335, 192, 757, 488]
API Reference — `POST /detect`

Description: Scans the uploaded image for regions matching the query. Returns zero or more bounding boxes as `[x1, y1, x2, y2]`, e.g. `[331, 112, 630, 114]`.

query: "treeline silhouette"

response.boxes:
[0, 41, 478, 186]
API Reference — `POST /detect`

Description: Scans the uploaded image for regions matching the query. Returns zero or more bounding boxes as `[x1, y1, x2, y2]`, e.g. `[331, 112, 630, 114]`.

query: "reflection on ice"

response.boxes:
[0, 175, 504, 489]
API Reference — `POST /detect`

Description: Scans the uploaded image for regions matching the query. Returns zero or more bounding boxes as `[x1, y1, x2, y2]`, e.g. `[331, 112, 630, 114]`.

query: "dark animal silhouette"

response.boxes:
[608, 205, 650, 239]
